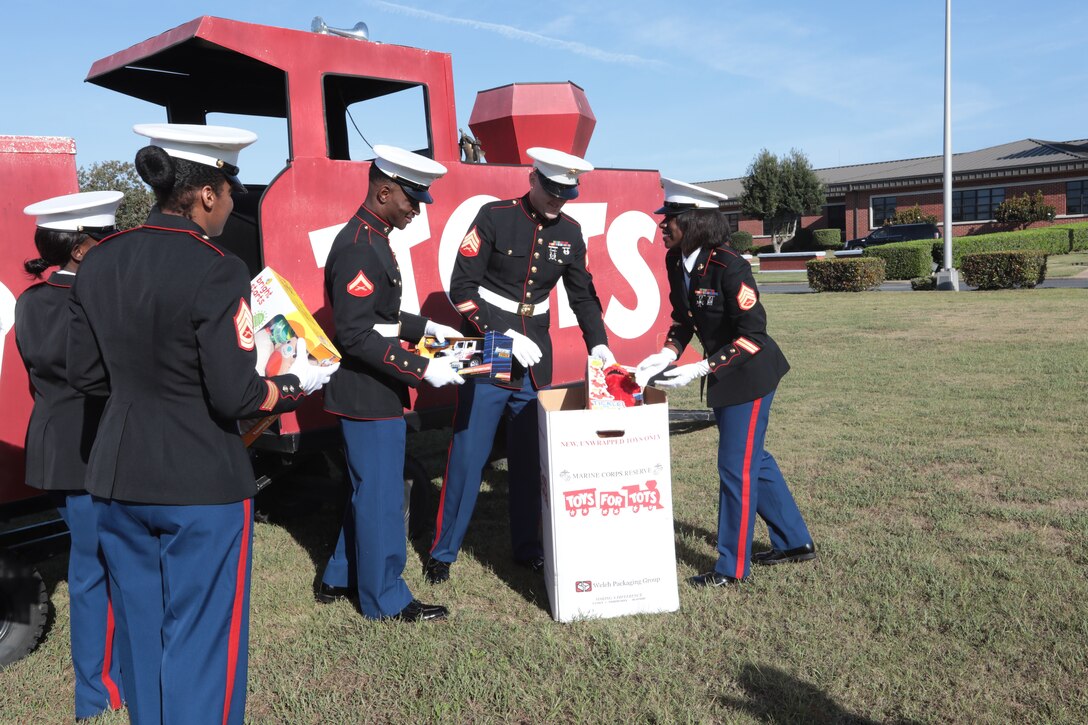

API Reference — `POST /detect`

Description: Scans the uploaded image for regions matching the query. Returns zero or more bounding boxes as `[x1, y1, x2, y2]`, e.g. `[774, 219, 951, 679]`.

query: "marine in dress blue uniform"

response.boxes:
[66, 124, 336, 724]
[425, 148, 613, 584]
[15, 191, 124, 720]
[318, 145, 462, 622]
[636, 178, 816, 587]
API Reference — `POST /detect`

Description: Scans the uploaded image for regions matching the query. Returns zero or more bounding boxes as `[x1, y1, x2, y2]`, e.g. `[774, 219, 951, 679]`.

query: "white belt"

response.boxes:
[479, 287, 550, 316]
[373, 322, 401, 337]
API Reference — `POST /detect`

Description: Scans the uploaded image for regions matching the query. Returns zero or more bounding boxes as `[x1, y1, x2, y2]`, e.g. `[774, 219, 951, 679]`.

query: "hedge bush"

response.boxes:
[1050, 223, 1088, 252]
[933, 227, 1071, 267]
[993, 190, 1055, 227]
[729, 231, 754, 253]
[812, 229, 841, 250]
[753, 240, 802, 256]
[910, 276, 936, 291]
[863, 241, 932, 280]
[790, 228, 815, 250]
[807, 257, 885, 292]
[961, 250, 1048, 290]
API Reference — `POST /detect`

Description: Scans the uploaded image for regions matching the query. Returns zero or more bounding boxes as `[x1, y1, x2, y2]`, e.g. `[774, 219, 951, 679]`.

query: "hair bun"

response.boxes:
[135, 145, 176, 193]
[23, 257, 51, 278]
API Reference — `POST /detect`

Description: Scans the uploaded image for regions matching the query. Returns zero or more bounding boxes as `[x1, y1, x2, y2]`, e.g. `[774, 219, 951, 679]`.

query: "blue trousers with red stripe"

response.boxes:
[430, 375, 542, 564]
[53, 491, 124, 719]
[93, 497, 252, 725]
[713, 390, 812, 579]
[322, 417, 415, 619]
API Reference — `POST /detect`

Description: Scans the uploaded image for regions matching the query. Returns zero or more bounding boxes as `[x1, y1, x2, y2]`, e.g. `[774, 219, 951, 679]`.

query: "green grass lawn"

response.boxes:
[4, 290, 1087, 723]
[1045, 250, 1088, 278]
[753, 269, 810, 284]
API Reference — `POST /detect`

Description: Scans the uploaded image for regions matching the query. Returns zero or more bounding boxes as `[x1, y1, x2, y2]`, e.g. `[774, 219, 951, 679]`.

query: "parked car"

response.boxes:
[845, 222, 940, 250]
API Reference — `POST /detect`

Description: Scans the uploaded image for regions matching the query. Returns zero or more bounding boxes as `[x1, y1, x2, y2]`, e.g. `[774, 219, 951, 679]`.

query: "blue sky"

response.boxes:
[2, 1, 1086, 185]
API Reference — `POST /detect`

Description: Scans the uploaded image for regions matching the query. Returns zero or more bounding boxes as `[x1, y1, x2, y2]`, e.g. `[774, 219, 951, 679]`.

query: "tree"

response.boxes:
[886, 204, 938, 226]
[994, 190, 1056, 229]
[77, 160, 154, 231]
[740, 148, 826, 252]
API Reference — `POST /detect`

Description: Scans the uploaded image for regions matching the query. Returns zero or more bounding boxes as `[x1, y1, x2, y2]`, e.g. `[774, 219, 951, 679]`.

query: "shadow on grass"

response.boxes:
[253, 452, 350, 591]
[720, 663, 921, 724]
[408, 465, 550, 614]
[255, 445, 550, 613]
[673, 520, 773, 575]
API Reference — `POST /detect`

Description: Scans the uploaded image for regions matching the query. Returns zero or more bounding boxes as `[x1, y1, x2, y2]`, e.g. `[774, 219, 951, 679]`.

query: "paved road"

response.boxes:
[760, 277, 1088, 294]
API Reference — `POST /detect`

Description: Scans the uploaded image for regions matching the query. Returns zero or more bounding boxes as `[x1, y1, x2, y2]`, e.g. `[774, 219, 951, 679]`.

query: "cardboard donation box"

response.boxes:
[414, 331, 513, 382]
[537, 385, 679, 622]
[240, 267, 340, 446]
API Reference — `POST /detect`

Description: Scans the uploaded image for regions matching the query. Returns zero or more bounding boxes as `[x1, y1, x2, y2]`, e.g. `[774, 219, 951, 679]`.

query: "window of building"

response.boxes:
[1066, 180, 1088, 215]
[952, 187, 1005, 222]
[872, 196, 896, 226]
[323, 75, 432, 161]
[724, 212, 740, 233]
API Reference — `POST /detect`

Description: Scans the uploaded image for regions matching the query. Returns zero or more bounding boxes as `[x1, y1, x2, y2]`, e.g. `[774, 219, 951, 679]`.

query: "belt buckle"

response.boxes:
[517, 302, 535, 316]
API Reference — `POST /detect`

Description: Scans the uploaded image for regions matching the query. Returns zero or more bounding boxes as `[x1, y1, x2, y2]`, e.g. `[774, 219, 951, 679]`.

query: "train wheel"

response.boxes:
[0, 549, 48, 668]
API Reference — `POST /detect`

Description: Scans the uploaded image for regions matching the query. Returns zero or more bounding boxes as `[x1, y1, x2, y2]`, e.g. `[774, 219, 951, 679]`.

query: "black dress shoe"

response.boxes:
[515, 555, 545, 572]
[753, 542, 817, 566]
[688, 572, 750, 587]
[315, 583, 351, 604]
[388, 599, 449, 622]
[424, 557, 451, 584]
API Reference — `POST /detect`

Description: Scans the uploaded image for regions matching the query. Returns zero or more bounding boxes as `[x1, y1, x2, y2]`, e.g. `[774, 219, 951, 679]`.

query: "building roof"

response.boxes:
[700, 138, 1088, 199]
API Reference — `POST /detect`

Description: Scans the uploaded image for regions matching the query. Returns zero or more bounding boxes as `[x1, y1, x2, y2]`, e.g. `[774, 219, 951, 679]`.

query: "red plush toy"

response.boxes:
[603, 364, 642, 407]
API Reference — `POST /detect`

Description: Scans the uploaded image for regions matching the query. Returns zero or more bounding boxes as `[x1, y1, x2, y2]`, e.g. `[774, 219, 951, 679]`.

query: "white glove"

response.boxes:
[425, 319, 461, 344]
[654, 359, 710, 389]
[504, 329, 542, 367]
[634, 348, 678, 387]
[589, 344, 616, 367]
[423, 357, 465, 387]
[287, 339, 339, 395]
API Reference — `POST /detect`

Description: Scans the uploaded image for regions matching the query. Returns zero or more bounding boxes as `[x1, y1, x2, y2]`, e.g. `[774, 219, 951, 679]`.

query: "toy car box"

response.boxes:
[415, 331, 513, 383]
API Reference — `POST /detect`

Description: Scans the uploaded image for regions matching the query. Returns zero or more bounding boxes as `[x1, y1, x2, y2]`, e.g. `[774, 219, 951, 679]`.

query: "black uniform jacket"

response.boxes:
[67, 211, 306, 505]
[663, 244, 790, 408]
[323, 204, 430, 420]
[15, 272, 105, 491]
[449, 194, 607, 389]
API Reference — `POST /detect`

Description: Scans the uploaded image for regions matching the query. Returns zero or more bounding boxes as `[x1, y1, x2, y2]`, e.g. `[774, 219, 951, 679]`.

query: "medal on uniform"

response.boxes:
[547, 240, 571, 262]
[693, 288, 717, 308]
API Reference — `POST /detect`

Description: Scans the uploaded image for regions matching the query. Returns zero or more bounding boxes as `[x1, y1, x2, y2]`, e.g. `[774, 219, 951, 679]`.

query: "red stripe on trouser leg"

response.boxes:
[102, 592, 122, 709]
[734, 399, 762, 579]
[222, 498, 251, 725]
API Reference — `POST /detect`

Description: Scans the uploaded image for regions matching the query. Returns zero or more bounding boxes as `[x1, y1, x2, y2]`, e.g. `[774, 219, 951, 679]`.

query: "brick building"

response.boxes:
[700, 138, 1088, 245]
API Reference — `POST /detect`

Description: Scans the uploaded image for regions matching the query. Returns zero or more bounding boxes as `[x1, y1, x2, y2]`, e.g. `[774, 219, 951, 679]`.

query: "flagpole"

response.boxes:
[938, 0, 960, 290]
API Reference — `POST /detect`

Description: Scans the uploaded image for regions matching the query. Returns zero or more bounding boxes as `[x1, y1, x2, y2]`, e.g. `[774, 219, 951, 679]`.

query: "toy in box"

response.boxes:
[415, 331, 513, 383]
[585, 357, 643, 410]
[240, 267, 341, 446]
[250, 267, 339, 366]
